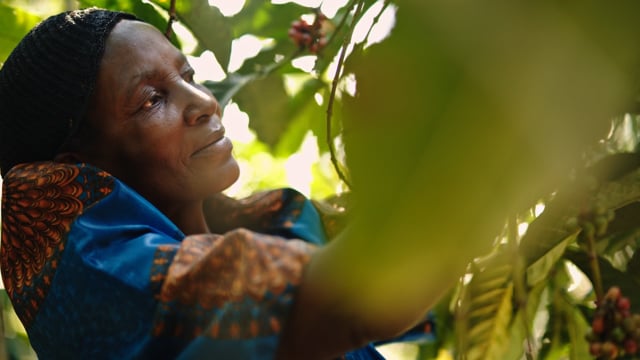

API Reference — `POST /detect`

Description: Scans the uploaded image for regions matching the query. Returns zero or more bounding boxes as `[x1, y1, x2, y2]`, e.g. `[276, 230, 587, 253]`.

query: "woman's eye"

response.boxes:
[183, 69, 195, 84]
[141, 93, 163, 110]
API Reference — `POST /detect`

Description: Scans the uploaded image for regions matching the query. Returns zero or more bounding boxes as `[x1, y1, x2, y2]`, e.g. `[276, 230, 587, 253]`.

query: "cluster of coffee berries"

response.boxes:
[587, 286, 640, 359]
[565, 204, 615, 238]
[288, 13, 328, 54]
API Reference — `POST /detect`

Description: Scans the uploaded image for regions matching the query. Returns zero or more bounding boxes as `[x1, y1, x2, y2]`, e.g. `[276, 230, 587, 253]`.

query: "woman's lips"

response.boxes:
[192, 128, 232, 157]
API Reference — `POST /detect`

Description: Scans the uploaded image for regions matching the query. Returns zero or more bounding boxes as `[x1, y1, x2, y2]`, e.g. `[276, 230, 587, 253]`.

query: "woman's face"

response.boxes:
[81, 20, 239, 210]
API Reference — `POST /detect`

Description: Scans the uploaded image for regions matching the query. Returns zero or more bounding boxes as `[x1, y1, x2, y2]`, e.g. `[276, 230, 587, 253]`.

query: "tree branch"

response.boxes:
[165, 0, 177, 39]
[325, 0, 366, 190]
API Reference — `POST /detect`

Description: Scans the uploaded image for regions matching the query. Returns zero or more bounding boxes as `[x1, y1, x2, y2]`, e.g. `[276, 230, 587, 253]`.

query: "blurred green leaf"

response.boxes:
[526, 234, 575, 287]
[457, 250, 513, 360]
[538, 265, 590, 360]
[0, 3, 41, 63]
[229, 1, 308, 40]
[79, 0, 168, 32]
[203, 73, 256, 109]
[566, 248, 640, 313]
[172, 0, 232, 70]
[233, 74, 290, 147]
[233, 74, 326, 148]
[274, 77, 327, 156]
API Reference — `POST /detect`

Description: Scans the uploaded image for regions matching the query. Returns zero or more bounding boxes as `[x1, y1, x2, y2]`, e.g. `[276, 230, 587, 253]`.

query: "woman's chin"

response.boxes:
[209, 159, 241, 194]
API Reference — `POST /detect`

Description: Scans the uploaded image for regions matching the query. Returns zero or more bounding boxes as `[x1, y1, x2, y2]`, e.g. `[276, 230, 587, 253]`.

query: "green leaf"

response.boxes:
[203, 73, 256, 109]
[274, 77, 327, 156]
[526, 234, 575, 287]
[0, 4, 41, 63]
[233, 74, 326, 149]
[232, 74, 290, 147]
[502, 280, 547, 360]
[171, 0, 232, 70]
[79, 0, 168, 31]
[520, 153, 640, 268]
[538, 265, 591, 360]
[457, 250, 514, 360]
[466, 284, 513, 360]
[229, 1, 308, 39]
[566, 306, 591, 360]
[565, 248, 640, 313]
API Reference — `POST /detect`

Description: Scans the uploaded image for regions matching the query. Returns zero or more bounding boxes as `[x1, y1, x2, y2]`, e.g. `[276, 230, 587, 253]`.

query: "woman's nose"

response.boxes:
[182, 82, 220, 126]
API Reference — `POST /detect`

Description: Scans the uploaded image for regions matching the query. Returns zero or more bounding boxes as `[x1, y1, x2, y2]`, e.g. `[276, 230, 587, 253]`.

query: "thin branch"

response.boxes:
[324, 0, 359, 49]
[257, 48, 303, 78]
[325, 0, 366, 189]
[165, 0, 178, 39]
[360, 0, 391, 49]
[585, 224, 604, 303]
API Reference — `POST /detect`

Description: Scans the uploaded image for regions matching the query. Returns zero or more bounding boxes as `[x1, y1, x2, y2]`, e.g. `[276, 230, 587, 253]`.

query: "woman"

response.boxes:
[0, 8, 435, 359]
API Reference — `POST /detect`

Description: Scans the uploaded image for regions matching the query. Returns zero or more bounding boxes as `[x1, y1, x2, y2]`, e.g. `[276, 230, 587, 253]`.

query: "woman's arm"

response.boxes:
[277, 219, 491, 359]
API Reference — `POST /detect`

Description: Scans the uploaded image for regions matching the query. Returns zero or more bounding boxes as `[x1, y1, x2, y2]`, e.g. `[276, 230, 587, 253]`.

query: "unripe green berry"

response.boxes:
[612, 326, 626, 343]
[594, 204, 606, 216]
[565, 216, 580, 232]
[623, 317, 636, 333]
[606, 209, 615, 222]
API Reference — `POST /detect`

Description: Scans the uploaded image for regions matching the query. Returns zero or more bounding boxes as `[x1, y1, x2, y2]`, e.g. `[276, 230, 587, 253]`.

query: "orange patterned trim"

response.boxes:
[152, 229, 316, 340]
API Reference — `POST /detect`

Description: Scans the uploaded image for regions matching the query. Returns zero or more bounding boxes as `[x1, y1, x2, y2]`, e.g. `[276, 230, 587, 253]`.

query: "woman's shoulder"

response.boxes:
[3, 161, 116, 204]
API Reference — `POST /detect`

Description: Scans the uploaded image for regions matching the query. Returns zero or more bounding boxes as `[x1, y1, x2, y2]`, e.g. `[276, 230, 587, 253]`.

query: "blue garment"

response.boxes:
[1, 162, 395, 359]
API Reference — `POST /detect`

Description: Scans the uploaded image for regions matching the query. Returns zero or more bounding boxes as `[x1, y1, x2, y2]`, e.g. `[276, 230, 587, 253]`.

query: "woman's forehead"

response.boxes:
[93, 19, 188, 106]
[101, 20, 186, 82]
[106, 20, 171, 54]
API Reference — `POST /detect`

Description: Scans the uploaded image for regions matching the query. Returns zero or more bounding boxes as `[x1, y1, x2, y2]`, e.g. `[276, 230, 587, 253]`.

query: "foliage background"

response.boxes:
[4, 1, 640, 359]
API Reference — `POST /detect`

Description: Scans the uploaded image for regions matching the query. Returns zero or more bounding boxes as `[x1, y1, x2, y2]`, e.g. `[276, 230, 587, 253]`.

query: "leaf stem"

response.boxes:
[164, 0, 177, 39]
[325, 0, 365, 189]
[258, 48, 303, 78]
[359, 0, 391, 49]
[585, 227, 604, 303]
[325, 0, 359, 49]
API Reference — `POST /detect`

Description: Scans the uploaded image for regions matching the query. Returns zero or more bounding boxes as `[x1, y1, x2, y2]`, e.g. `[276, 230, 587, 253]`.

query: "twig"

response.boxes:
[325, 0, 366, 189]
[324, 0, 359, 49]
[585, 225, 604, 303]
[359, 0, 391, 49]
[164, 0, 177, 39]
[257, 48, 303, 78]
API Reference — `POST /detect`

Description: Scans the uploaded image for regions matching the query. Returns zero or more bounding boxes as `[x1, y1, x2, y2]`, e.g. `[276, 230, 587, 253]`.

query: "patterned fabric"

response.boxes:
[153, 231, 313, 340]
[0, 161, 389, 359]
[1, 162, 113, 327]
[204, 189, 331, 245]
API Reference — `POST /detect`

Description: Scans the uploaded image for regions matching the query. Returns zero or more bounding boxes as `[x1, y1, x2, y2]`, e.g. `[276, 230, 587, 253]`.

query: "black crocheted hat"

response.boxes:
[0, 8, 136, 177]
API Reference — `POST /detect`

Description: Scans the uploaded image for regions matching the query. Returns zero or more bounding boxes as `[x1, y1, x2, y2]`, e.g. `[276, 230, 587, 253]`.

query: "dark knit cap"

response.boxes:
[0, 8, 136, 177]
